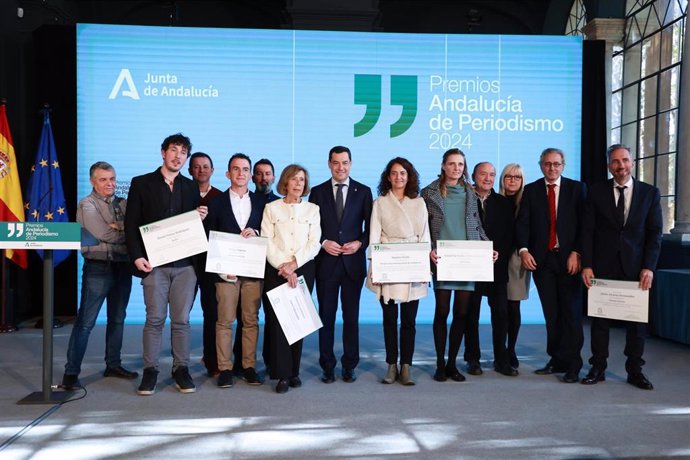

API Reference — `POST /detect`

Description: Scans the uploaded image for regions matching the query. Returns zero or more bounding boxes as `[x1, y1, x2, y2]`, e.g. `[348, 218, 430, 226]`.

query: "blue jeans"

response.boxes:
[64, 260, 132, 376]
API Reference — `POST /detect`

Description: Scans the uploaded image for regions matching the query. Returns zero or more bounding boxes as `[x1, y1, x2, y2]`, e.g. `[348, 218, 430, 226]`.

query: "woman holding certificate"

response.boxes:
[499, 163, 530, 369]
[421, 148, 487, 383]
[367, 157, 430, 386]
[261, 164, 321, 394]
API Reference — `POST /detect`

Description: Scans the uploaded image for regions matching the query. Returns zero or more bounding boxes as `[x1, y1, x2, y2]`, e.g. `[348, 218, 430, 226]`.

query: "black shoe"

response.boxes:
[433, 367, 447, 382]
[494, 364, 519, 377]
[321, 369, 335, 384]
[445, 366, 466, 382]
[217, 370, 234, 388]
[242, 367, 263, 385]
[466, 362, 483, 376]
[581, 367, 606, 385]
[342, 369, 357, 383]
[172, 366, 196, 393]
[276, 379, 289, 394]
[534, 362, 566, 375]
[137, 367, 159, 396]
[562, 371, 580, 383]
[104, 366, 139, 380]
[289, 376, 302, 388]
[627, 373, 653, 390]
[61, 373, 82, 391]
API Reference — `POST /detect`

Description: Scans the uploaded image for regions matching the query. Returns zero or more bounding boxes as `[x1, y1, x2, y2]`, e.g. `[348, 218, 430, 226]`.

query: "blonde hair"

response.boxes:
[439, 148, 470, 197]
[499, 163, 525, 216]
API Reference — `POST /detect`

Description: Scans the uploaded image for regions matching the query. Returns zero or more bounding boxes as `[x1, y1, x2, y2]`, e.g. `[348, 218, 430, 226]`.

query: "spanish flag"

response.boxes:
[0, 102, 28, 269]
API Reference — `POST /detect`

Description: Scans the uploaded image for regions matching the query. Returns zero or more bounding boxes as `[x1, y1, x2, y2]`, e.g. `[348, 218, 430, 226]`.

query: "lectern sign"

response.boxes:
[0, 222, 81, 249]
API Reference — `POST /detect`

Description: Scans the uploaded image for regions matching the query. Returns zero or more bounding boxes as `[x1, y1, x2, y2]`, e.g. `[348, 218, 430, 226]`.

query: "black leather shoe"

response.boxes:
[466, 362, 483, 376]
[433, 367, 447, 382]
[509, 352, 519, 369]
[562, 372, 580, 383]
[445, 367, 466, 382]
[61, 373, 82, 391]
[289, 376, 302, 388]
[581, 367, 606, 385]
[321, 369, 335, 384]
[494, 364, 518, 377]
[627, 373, 653, 390]
[534, 362, 566, 375]
[104, 366, 139, 380]
[342, 368, 357, 383]
[276, 379, 289, 394]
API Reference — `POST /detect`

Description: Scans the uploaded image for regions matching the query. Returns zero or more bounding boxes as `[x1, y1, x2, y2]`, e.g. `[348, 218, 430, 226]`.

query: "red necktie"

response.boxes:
[547, 183, 557, 251]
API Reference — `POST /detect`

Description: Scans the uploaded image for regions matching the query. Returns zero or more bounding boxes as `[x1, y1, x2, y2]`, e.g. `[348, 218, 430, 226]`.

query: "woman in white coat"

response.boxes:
[367, 157, 430, 385]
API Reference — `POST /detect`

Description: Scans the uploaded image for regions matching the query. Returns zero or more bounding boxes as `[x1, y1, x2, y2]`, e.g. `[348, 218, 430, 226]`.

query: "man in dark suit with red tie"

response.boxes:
[515, 147, 587, 383]
[309, 146, 372, 383]
[580, 144, 662, 390]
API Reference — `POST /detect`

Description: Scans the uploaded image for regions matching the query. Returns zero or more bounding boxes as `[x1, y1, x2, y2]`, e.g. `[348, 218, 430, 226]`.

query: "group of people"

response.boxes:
[61, 134, 662, 396]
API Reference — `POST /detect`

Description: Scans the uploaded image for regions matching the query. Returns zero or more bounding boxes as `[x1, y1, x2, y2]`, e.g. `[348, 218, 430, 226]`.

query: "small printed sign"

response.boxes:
[0, 222, 81, 250]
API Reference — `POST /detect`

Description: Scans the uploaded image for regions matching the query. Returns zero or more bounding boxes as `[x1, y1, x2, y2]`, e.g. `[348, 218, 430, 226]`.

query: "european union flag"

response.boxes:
[24, 109, 70, 266]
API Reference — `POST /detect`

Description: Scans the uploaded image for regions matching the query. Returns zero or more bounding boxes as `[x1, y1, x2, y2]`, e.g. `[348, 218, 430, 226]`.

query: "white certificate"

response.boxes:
[205, 231, 267, 279]
[371, 242, 430, 283]
[266, 276, 323, 345]
[436, 240, 494, 282]
[588, 278, 649, 323]
[139, 210, 208, 268]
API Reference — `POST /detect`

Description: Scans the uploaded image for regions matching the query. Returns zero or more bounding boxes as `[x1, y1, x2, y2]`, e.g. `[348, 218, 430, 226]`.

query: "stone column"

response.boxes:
[671, 16, 690, 235]
[582, 18, 626, 138]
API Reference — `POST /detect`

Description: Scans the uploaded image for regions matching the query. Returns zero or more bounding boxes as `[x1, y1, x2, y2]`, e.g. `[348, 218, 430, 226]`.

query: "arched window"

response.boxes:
[565, 0, 587, 36]
[611, 0, 687, 232]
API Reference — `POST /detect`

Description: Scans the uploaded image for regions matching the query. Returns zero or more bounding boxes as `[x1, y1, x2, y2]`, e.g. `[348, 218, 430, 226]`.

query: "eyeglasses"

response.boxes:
[542, 162, 563, 169]
[504, 175, 522, 181]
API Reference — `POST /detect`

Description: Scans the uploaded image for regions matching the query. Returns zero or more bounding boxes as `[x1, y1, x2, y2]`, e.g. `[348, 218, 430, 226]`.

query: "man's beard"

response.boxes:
[255, 182, 272, 194]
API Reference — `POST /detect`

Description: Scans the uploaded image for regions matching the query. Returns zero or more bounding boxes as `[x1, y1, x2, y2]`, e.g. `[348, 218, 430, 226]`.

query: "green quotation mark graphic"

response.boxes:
[354, 74, 418, 138]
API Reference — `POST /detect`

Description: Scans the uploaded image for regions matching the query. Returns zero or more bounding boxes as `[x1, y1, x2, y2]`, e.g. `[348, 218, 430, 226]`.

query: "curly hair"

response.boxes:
[377, 157, 420, 199]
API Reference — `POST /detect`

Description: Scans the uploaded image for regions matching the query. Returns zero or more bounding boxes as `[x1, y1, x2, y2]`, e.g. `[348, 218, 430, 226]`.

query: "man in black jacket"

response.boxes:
[465, 162, 516, 376]
[125, 133, 206, 396]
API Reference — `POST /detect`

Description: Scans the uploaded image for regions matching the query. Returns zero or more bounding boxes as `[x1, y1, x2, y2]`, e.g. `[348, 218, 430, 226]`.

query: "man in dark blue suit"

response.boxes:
[205, 153, 267, 388]
[580, 144, 662, 390]
[515, 147, 586, 383]
[309, 146, 372, 383]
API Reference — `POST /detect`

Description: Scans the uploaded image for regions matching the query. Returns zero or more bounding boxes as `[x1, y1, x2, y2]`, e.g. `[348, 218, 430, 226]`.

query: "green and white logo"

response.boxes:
[354, 74, 417, 138]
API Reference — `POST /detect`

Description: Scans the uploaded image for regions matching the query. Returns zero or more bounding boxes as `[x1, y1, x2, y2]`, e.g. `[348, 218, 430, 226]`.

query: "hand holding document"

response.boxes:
[266, 276, 323, 345]
[140, 210, 208, 268]
[205, 231, 267, 279]
[588, 278, 649, 323]
[371, 242, 430, 283]
[436, 240, 494, 282]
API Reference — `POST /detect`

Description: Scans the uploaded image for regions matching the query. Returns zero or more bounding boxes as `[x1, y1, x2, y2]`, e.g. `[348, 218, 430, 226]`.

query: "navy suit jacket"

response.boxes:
[205, 189, 267, 281]
[515, 176, 587, 267]
[308, 178, 373, 281]
[581, 178, 662, 280]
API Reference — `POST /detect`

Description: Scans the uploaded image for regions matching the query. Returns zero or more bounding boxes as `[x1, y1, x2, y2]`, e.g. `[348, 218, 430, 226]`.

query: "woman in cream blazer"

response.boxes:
[367, 157, 430, 386]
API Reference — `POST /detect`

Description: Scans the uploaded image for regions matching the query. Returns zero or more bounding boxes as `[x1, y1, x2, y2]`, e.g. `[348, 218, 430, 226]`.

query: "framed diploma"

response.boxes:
[205, 231, 267, 279]
[139, 210, 208, 268]
[588, 278, 649, 323]
[371, 242, 431, 283]
[436, 240, 494, 282]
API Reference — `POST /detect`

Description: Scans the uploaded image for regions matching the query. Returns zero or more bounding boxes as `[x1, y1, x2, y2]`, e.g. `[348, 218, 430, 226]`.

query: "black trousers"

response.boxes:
[532, 251, 584, 373]
[316, 259, 364, 372]
[198, 274, 218, 373]
[380, 299, 419, 365]
[588, 256, 647, 374]
[465, 281, 510, 367]
[263, 261, 315, 380]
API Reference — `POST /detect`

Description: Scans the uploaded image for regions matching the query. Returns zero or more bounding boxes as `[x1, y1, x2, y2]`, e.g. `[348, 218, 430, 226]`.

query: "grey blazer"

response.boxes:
[421, 178, 487, 248]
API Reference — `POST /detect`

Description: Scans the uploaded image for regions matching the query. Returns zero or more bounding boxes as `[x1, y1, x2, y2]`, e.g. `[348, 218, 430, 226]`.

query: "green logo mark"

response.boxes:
[354, 74, 417, 138]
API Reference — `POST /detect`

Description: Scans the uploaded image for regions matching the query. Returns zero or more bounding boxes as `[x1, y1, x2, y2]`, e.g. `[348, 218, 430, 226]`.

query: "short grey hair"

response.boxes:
[539, 147, 565, 165]
[89, 161, 115, 179]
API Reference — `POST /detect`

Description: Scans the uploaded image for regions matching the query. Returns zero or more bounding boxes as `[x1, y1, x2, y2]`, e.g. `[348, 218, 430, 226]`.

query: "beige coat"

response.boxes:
[366, 192, 430, 303]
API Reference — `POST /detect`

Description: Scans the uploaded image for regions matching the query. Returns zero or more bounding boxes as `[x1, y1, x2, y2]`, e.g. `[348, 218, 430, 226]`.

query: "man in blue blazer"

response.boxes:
[580, 144, 662, 390]
[205, 153, 267, 388]
[309, 146, 373, 383]
[515, 147, 587, 383]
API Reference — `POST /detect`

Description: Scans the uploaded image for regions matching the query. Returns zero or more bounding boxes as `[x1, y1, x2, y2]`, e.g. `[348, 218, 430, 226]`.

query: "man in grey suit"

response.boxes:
[580, 144, 662, 390]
